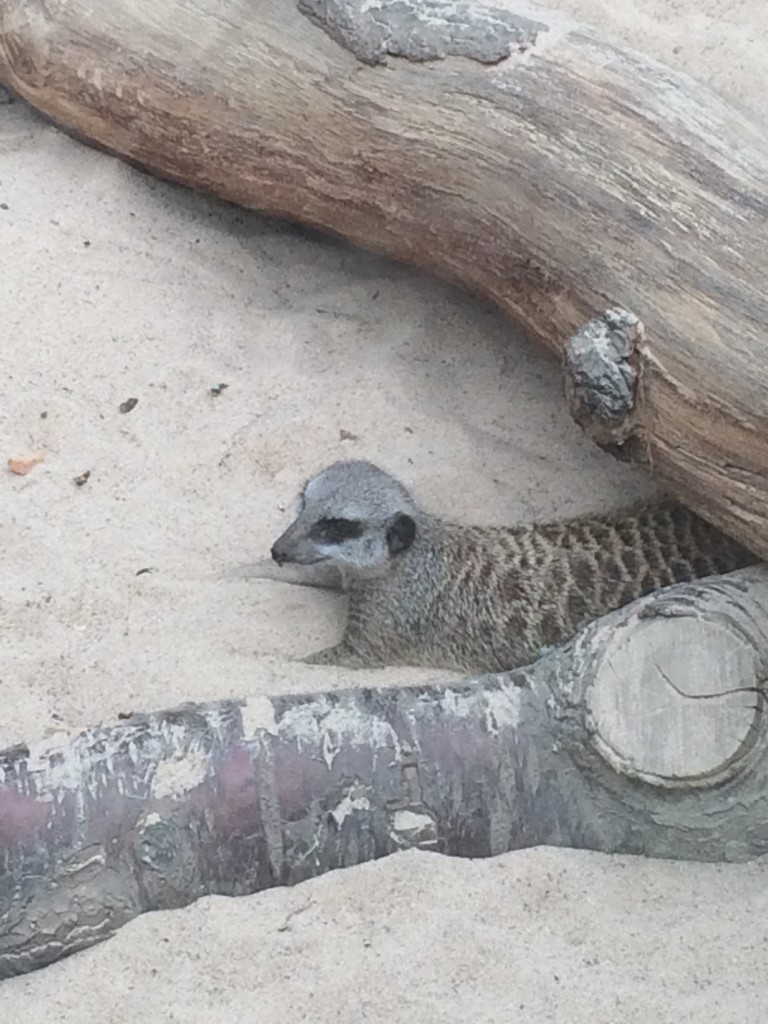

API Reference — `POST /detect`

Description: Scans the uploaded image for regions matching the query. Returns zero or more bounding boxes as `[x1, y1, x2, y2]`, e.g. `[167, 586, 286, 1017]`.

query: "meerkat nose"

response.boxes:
[271, 545, 288, 566]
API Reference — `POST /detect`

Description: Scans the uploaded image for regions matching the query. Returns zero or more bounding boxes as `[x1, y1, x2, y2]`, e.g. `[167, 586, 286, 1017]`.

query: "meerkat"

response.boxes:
[269, 460, 757, 673]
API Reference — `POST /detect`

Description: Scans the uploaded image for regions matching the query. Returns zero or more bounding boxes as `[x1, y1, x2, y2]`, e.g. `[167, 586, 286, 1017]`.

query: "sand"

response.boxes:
[2, 1, 767, 1019]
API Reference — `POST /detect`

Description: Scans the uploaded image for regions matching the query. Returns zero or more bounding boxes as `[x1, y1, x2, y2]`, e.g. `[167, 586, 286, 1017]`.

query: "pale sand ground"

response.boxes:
[2, 1, 768, 1019]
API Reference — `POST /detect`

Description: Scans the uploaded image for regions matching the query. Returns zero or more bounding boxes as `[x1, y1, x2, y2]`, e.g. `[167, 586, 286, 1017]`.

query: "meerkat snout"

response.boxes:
[270, 543, 289, 566]
[270, 460, 419, 574]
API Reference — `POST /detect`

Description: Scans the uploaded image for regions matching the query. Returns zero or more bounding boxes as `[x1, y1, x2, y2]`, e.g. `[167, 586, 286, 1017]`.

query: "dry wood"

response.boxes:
[2, 565, 768, 978]
[1, 0, 768, 553]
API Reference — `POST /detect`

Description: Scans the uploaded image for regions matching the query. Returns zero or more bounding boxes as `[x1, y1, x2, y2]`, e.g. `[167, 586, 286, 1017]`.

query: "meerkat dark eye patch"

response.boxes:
[311, 517, 364, 544]
[386, 513, 416, 555]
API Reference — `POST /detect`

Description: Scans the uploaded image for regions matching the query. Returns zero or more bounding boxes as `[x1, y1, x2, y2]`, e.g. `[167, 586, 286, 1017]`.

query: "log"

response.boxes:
[3, 564, 768, 978]
[2, 0, 768, 554]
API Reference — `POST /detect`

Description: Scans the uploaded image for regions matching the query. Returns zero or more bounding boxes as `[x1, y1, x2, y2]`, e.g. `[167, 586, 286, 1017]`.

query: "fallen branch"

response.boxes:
[2, 0, 768, 553]
[2, 564, 768, 977]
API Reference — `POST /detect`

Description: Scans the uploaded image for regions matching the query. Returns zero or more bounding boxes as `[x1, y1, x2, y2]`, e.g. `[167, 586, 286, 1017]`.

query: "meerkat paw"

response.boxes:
[302, 643, 374, 669]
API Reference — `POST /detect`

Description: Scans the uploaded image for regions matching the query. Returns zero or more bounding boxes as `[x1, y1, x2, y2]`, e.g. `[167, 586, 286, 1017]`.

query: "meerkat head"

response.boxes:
[270, 460, 419, 574]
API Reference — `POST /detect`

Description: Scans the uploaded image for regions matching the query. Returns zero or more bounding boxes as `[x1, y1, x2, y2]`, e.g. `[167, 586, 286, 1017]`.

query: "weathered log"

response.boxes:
[2, 0, 768, 554]
[2, 564, 768, 978]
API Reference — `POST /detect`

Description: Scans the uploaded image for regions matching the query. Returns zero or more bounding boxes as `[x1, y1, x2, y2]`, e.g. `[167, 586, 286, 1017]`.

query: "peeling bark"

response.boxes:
[1, 0, 767, 554]
[296, 0, 547, 65]
[2, 565, 768, 978]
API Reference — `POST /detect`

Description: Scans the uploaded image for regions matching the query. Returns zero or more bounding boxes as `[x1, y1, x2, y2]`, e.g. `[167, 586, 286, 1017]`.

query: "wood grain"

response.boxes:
[1, 0, 767, 552]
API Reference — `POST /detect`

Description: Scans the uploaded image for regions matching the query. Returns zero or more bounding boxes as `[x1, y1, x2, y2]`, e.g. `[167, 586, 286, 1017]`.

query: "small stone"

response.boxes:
[8, 452, 45, 475]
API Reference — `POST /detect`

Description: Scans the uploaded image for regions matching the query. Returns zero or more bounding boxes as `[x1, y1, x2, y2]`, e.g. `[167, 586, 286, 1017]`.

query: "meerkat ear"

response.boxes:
[386, 513, 416, 555]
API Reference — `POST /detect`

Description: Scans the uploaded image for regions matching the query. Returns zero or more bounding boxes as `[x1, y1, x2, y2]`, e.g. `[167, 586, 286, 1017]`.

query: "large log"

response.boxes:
[2, 1, 768, 553]
[2, 564, 768, 978]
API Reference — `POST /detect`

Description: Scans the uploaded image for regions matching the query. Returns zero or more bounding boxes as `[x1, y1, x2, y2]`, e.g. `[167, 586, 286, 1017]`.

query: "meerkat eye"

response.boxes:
[310, 517, 364, 544]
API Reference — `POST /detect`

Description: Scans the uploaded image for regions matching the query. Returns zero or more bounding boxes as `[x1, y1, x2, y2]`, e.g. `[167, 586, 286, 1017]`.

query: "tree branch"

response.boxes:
[2, 565, 768, 977]
[1, 0, 767, 553]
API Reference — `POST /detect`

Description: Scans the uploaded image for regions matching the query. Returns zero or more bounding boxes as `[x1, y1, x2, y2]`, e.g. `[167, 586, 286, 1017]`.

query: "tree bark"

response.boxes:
[2, 0, 768, 554]
[2, 564, 768, 978]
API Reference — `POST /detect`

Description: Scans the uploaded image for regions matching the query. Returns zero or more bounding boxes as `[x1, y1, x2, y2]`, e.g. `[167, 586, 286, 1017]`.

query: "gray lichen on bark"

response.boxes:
[563, 308, 646, 460]
[296, 0, 548, 65]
